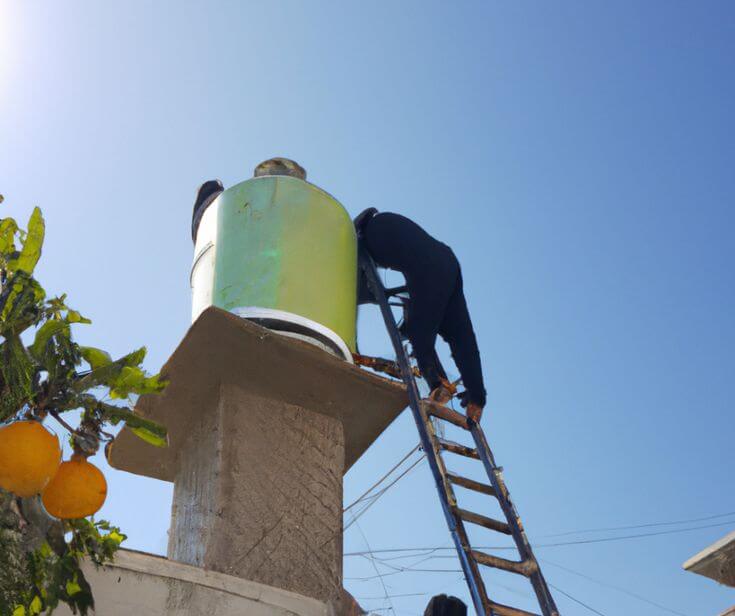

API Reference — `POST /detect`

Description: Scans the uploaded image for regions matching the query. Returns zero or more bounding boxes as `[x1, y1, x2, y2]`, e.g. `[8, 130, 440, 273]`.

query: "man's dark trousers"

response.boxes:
[360, 212, 486, 408]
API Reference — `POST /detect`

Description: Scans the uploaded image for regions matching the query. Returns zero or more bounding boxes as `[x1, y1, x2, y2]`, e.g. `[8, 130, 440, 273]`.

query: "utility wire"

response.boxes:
[353, 517, 396, 616]
[353, 545, 682, 616]
[344, 445, 421, 512]
[357, 593, 430, 600]
[344, 456, 426, 532]
[540, 559, 691, 616]
[548, 583, 608, 616]
[345, 462, 423, 532]
[357, 551, 690, 616]
[529, 518, 735, 548]
[347, 568, 465, 581]
[344, 516, 735, 556]
[541, 509, 735, 538]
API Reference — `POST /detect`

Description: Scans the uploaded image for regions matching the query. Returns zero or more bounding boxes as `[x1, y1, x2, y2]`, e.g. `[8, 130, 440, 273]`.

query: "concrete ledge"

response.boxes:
[54, 549, 329, 616]
[683, 529, 735, 587]
[109, 307, 407, 481]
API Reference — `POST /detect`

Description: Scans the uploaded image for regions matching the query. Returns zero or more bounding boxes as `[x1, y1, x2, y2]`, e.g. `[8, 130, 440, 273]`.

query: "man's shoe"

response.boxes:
[429, 377, 458, 404]
[466, 402, 483, 424]
[429, 385, 453, 404]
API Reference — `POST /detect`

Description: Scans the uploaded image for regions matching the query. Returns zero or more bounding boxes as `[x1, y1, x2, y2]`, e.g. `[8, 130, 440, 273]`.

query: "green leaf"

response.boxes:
[66, 578, 82, 597]
[29, 319, 69, 359]
[98, 403, 167, 447]
[66, 309, 91, 324]
[29, 596, 42, 615]
[12, 605, 25, 616]
[79, 346, 112, 369]
[109, 366, 166, 399]
[0, 217, 19, 255]
[107, 530, 125, 545]
[9, 207, 44, 274]
[0, 270, 46, 331]
[130, 425, 168, 448]
[73, 347, 147, 393]
[0, 334, 34, 421]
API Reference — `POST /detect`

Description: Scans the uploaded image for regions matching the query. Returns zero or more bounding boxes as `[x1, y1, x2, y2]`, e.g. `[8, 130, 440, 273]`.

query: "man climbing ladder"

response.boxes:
[355, 208, 486, 422]
[356, 210, 560, 616]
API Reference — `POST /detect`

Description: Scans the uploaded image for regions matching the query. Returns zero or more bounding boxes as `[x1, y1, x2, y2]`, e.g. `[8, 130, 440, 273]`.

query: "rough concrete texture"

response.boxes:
[168, 383, 344, 603]
[684, 530, 735, 587]
[53, 549, 330, 616]
[109, 307, 407, 482]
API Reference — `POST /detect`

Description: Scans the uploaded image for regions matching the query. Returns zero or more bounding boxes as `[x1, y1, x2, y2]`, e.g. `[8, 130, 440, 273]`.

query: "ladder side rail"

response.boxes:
[357, 248, 489, 616]
[470, 425, 560, 616]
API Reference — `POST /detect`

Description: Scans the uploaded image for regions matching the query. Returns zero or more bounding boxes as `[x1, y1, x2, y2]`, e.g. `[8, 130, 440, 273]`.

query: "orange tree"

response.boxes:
[0, 195, 167, 615]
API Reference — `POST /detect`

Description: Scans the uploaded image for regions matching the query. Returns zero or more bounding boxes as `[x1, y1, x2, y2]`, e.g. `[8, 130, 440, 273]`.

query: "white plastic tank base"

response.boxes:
[230, 307, 353, 363]
[190, 197, 220, 321]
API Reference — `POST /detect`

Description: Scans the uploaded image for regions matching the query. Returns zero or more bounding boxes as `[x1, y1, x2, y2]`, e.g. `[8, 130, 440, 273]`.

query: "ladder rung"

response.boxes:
[457, 509, 511, 534]
[421, 400, 469, 429]
[438, 439, 479, 459]
[447, 472, 496, 497]
[472, 550, 538, 577]
[487, 601, 540, 616]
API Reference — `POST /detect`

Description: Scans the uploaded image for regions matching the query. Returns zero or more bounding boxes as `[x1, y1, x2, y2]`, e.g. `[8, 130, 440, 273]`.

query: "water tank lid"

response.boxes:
[253, 158, 306, 180]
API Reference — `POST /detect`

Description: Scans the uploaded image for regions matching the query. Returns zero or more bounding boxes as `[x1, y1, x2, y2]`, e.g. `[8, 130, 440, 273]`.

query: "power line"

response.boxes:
[353, 552, 688, 616]
[344, 456, 426, 532]
[540, 559, 691, 616]
[344, 444, 421, 512]
[355, 552, 693, 616]
[357, 593, 430, 600]
[548, 583, 608, 616]
[530, 518, 735, 548]
[344, 516, 735, 556]
[541, 509, 735, 538]
[352, 517, 396, 616]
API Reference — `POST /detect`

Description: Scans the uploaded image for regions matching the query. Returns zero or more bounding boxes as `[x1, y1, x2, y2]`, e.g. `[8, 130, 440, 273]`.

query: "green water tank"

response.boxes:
[190, 159, 357, 361]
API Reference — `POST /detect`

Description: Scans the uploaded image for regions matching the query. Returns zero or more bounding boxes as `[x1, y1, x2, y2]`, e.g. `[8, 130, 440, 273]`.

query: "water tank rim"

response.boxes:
[229, 307, 354, 363]
[232, 175, 353, 224]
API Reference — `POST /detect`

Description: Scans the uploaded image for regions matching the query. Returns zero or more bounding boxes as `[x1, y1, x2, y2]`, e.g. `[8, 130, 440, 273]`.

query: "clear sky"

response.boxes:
[2, 2, 734, 614]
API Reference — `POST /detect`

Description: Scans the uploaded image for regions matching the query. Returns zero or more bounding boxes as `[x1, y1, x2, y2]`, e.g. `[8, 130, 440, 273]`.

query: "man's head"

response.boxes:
[191, 179, 224, 242]
[253, 157, 307, 181]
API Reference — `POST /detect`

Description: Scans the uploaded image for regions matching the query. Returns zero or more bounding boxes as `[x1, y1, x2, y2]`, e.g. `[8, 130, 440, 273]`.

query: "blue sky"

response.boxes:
[2, 1, 734, 614]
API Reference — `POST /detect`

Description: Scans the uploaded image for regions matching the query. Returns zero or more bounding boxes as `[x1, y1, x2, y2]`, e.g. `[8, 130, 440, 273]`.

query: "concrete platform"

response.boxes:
[683, 529, 735, 587]
[53, 549, 331, 616]
[109, 306, 407, 481]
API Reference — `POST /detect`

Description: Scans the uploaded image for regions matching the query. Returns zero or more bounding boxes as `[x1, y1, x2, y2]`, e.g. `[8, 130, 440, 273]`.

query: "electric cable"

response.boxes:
[540, 558, 691, 616]
[345, 460, 424, 532]
[344, 444, 421, 512]
[344, 515, 735, 556]
[357, 593, 430, 600]
[541, 509, 735, 538]
[352, 516, 396, 616]
[356, 550, 692, 616]
[548, 583, 608, 616]
[344, 456, 426, 532]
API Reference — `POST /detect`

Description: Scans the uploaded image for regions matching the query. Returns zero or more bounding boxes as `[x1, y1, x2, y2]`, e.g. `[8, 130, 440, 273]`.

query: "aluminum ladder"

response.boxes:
[358, 246, 560, 616]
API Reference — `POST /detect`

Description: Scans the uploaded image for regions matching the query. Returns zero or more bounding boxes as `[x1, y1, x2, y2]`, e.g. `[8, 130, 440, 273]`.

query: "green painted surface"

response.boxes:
[213, 176, 357, 351]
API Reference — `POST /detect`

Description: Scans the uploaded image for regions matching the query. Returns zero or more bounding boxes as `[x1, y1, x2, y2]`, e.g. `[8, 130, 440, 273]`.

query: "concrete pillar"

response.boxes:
[168, 385, 344, 601]
[108, 307, 407, 606]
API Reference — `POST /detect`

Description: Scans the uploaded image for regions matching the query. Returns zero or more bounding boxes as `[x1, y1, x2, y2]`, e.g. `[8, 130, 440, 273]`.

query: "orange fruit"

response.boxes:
[42, 454, 107, 519]
[0, 420, 61, 497]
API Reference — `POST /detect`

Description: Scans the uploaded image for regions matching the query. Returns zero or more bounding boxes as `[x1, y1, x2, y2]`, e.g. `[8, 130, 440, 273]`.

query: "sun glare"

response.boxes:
[0, 4, 17, 88]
